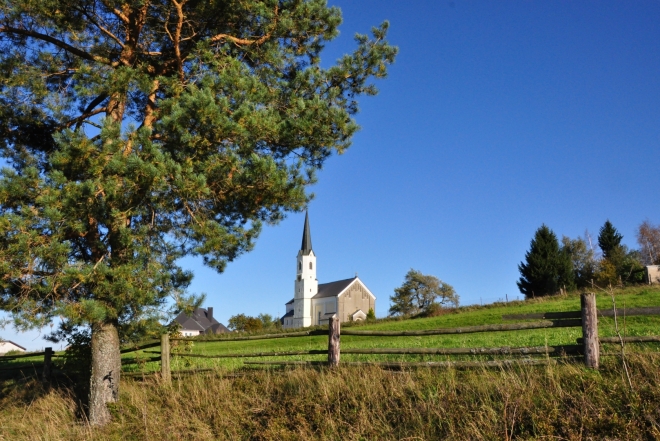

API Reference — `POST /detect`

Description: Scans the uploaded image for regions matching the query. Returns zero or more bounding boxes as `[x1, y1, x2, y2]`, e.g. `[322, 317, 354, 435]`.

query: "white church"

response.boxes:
[281, 212, 376, 329]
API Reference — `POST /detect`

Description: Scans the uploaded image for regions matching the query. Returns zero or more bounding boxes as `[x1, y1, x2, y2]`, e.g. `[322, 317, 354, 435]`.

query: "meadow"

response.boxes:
[1, 285, 660, 440]
[122, 285, 660, 373]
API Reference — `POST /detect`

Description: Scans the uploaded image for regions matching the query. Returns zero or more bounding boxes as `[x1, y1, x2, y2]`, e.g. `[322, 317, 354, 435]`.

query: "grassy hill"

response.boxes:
[119, 285, 660, 373]
[2, 285, 660, 440]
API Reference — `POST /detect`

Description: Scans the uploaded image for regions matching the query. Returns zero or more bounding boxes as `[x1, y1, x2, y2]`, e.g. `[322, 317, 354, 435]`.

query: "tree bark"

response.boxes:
[89, 321, 121, 425]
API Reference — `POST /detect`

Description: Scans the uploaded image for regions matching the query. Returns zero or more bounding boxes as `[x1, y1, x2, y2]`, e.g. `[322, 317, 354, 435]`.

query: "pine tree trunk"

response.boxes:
[88, 321, 121, 425]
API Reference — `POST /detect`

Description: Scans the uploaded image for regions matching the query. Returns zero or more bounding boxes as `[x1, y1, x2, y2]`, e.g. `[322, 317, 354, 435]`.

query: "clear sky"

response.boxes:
[5, 0, 660, 350]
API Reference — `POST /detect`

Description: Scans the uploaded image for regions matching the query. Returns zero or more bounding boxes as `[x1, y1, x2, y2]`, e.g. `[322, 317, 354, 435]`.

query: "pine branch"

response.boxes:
[0, 26, 119, 66]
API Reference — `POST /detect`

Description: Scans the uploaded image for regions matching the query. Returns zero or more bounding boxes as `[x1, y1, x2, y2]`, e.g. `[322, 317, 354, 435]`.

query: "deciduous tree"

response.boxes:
[0, 0, 396, 424]
[389, 269, 458, 316]
[561, 235, 597, 288]
[637, 220, 660, 265]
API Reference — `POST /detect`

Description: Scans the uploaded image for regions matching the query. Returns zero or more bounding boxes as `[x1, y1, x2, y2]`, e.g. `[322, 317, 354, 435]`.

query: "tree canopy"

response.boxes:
[389, 269, 458, 317]
[517, 225, 574, 298]
[598, 220, 624, 260]
[0, 0, 396, 424]
[637, 220, 660, 266]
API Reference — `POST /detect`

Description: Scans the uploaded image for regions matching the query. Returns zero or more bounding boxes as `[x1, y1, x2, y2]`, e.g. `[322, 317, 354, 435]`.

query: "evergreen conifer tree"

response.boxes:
[598, 220, 624, 260]
[0, 0, 396, 424]
[517, 225, 574, 298]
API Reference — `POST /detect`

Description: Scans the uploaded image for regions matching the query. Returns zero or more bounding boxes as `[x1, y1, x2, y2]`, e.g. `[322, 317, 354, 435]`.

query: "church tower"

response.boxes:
[293, 211, 318, 327]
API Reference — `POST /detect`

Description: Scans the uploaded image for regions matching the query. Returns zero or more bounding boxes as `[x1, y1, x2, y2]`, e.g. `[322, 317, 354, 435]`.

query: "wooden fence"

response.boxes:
[0, 347, 55, 383]
[2, 293, 658, 383]
[118, 292, 660, 381]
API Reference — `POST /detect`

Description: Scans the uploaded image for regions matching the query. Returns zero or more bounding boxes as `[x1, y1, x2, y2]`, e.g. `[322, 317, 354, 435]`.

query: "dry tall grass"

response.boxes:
[1, 354, 660, 440]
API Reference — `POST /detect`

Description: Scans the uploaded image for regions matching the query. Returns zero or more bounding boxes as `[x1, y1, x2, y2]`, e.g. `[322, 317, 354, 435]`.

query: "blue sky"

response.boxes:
[6, 0, 660, 350]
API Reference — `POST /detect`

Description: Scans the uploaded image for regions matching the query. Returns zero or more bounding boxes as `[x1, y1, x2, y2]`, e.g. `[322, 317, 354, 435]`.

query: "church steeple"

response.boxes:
[300, 210, 313, 255]
[294, 210, 317, 327]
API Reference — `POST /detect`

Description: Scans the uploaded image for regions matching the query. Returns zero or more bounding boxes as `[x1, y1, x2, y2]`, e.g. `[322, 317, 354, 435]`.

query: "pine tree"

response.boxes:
[517, 225, 574, 298]
[598, 220, 624, 260]
[0, 1, 396, 424]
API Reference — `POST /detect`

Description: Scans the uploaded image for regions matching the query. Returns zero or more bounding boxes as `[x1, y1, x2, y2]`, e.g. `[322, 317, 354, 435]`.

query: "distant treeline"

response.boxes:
[518, 219, 660, 298]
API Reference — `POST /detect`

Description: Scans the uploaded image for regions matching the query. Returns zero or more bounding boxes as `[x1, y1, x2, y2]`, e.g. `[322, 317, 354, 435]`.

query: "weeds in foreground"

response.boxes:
[1, 354, 659, 440]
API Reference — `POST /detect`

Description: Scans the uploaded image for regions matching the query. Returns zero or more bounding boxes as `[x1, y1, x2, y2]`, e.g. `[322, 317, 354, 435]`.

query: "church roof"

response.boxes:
[300, 211, 313, 255]
[312, 277, 357, 299]
[280, 309, 295, 323]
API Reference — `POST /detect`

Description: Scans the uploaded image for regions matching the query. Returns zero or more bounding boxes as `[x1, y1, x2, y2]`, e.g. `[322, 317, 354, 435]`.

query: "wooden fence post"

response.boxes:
[328, 314, 340, 368]
[161, 334, 171, 383]
[42, 347, 52, 384]
[581, 292, 599, 369]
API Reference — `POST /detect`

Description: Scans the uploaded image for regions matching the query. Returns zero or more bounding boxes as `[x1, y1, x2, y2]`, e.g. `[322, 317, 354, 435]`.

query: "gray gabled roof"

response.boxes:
[280, 309, 295, 324]
[300, 211, 313, 255]
[176, 316, 205, 332]
[312, 277, 356, 299]
[285, 298, 294, 305]
[173, 307, 228, 333]
[208, 323, 230, 334]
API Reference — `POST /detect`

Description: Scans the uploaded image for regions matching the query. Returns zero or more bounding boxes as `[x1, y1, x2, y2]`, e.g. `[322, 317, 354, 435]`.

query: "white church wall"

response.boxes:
[311, 297, 338, 325]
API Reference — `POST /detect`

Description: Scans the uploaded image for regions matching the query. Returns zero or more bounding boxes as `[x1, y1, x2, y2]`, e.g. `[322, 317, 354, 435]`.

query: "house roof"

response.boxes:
[312, 277, 357, 299]
[0, 340, 26, 351]
[208, 323, 230, 334]
[173, 307, 228, 333]
[300, 211, 313, 256]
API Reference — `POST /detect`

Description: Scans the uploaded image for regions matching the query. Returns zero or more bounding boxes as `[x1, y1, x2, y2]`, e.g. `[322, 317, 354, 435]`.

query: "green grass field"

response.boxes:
[116, 285, 660, 373]
[2, 285, 660, 440]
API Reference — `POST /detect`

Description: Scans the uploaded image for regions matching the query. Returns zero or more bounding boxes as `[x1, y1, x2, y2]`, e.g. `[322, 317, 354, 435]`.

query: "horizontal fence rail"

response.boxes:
[121, 356, 161, 366]
[170, 329, 328, 343]
[577, 336, 660, 344]
[0, 351, 48, 360]
[168, 350, 328, 358]
[243, 359, 557, 368]
[0, 347, 54, 383]
[120, 341, 160, 354]
[339, 345, 583, 356]
[145, 345, 583, 359]
[503, 306, 660, 321]
[340, 319, 582, 337]
[115, 294, 660, 381]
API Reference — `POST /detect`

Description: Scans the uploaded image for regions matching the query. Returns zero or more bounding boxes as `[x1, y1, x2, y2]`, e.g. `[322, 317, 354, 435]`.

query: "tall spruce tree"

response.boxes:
[0, 0, 396, 424]
[517, 225, 574, 298]
[598, 220, 624, 260]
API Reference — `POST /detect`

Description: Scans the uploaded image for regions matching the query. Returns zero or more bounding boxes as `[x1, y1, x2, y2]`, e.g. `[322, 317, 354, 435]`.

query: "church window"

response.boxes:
[298, 262, 302, 270]
[309, 262, 313, 270]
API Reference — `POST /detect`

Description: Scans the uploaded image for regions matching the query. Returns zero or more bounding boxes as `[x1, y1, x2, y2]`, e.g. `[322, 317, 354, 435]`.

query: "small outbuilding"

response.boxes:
[0, 340, 26, 354]
[646, 266, 660, 285]
[172, 307, 230, 337]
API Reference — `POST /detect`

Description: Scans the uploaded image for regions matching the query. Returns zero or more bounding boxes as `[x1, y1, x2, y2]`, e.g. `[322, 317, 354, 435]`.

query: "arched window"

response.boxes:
[309, 262, 313, 270]
[298, 261, 302, 271]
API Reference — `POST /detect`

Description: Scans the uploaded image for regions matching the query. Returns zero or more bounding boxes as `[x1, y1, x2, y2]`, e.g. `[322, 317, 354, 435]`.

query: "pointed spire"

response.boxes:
[300, 211, 313, 255]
